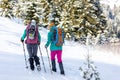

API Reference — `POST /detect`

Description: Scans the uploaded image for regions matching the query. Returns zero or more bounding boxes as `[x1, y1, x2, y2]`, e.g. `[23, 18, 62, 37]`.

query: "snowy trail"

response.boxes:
[40, 74, 47, 80]
[0, 17, 120, 80]
[0, 52, 71, 80]
[27, 70, 47, 80]
[1, 51, 120, 80]
[39, 71, 69, 80]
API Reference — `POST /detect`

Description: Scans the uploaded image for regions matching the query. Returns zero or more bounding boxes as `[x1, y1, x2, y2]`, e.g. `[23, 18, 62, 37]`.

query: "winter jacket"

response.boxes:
[21, 26, 41, 44]
[45, 26, 62, 51]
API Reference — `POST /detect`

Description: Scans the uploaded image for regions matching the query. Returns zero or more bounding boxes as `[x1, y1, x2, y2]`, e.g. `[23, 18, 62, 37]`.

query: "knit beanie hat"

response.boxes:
[31, 20, 36, 26]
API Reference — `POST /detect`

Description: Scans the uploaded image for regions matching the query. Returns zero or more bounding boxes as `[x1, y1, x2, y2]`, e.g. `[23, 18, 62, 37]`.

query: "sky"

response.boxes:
[0, 17, 120, 80]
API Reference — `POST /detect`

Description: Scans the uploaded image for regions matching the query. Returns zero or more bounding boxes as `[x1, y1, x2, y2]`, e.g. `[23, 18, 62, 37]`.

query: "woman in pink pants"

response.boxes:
[45, 20, 65, 75]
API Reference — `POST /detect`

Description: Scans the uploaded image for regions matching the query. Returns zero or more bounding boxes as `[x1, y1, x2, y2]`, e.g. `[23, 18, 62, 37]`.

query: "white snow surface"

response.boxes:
[0, 17, 120, 80]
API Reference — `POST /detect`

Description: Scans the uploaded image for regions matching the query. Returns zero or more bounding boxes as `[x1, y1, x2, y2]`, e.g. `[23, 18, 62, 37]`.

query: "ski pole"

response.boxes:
[45, 48, 52, 74]
[22, 42, 28, 69]
[38, 46, 46, 72]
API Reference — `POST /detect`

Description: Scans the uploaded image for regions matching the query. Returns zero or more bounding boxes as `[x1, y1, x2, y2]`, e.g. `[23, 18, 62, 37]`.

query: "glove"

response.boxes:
[38, 41, 40, 45]
[21, 39, 24, 43]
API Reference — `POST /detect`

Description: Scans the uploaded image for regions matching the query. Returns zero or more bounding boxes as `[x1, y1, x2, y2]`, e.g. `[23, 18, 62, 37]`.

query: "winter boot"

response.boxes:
[29, 57, 35, 71]
[52, 60, 56, 72]
[59, 62, 65, 75]
[34, 56, 41, 71]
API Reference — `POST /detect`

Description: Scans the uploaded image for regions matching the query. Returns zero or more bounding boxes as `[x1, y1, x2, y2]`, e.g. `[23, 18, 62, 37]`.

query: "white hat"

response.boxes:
[31, 20, 36, 26]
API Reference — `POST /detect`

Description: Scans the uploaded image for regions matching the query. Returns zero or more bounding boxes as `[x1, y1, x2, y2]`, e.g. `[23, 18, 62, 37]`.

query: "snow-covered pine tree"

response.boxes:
[46, 0, 68, 24]
[24, 2, 39, 24]
[37, 0, 107, 42]
[112, 5, 120, 42]
[44, 0, 76, 39]
[79, 46, 100, 80]
[39, 0, 50, 24]
[0, 0, 14, 18]
[13, 0, 44, 25]
[100, 3, 120, 43]
[4, 0, 107, 43]
[61, 0, 107, 43]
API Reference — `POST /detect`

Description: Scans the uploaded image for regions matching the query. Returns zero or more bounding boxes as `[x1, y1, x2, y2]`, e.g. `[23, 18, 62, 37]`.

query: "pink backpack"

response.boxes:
[25, 24, 38, 44]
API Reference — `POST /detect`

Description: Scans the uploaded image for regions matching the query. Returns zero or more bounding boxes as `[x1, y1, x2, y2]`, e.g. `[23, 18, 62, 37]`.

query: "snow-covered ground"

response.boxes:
[0, 17, 120, 80]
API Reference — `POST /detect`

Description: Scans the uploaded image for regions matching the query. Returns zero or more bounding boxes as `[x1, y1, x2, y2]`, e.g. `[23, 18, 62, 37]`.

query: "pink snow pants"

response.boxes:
[51, 50, 62, 63]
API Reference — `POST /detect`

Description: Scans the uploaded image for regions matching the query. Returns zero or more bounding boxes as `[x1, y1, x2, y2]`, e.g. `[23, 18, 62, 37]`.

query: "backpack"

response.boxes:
[52, 27, 64, 46]
[28, 25, 36, 40]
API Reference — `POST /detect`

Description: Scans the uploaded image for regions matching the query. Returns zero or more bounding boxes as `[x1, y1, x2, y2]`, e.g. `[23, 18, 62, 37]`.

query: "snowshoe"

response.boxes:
[30, 65, 35, 71]
[52, 60, 56, 72]
[59, 62, 65, 75]
[36, 64, 41, 71]
[52, 68, 57, 72]
[60, 71, 65, 75]
[34, 56, 40, 66]
[29, 57, 35, 71]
